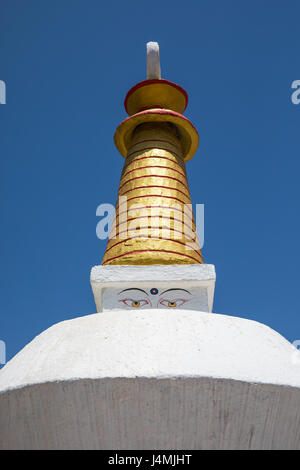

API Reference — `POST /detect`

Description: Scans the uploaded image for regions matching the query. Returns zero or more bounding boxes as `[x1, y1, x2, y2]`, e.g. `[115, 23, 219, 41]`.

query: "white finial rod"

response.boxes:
[147, 42, 161, 79]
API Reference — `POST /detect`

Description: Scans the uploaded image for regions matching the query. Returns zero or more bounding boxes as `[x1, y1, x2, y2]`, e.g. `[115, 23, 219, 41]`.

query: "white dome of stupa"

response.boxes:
[1, 309, 299, 449]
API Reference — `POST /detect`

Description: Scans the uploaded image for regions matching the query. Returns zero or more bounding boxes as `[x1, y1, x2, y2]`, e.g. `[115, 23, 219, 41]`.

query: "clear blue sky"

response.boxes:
[1, 0, 299, 363]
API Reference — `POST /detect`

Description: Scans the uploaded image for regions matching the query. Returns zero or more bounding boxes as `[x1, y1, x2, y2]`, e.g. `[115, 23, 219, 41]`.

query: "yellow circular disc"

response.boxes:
[125, 79, 188, 115]
[114, 109, 199, 162]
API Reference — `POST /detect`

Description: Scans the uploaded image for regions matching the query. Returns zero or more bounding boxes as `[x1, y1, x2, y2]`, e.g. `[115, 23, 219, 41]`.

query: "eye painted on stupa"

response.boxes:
[150, 288, 158, 295]
[118, 288, 151, 308]
[159, 299, 187, 308]
[158, 288, 191, 309]
[120, 299, 150, 308]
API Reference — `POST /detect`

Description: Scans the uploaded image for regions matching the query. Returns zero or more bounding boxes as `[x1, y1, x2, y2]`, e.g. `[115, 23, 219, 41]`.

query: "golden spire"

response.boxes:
[102, 43, 203, 265]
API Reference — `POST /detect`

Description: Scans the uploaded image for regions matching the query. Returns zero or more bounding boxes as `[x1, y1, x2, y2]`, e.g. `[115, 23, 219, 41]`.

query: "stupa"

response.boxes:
[0, 43, 300, 450]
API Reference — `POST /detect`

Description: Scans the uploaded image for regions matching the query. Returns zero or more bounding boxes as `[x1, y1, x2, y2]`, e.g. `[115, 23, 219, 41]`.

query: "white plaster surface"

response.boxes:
[1, 377, 300, 449]
[91, 264, 216, 313]
[1, 310, 300, 449]
[91, 264, 216, 282]
[0, 309, 299, 391]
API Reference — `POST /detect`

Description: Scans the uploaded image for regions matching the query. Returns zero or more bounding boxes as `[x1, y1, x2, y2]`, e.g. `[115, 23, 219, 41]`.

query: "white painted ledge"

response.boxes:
[91, 264, 216, 282]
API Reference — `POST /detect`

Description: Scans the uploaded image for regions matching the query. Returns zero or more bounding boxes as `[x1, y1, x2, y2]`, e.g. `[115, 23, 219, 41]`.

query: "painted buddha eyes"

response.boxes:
[118, 288, 191, 309]
[120, 298, 188, 308]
